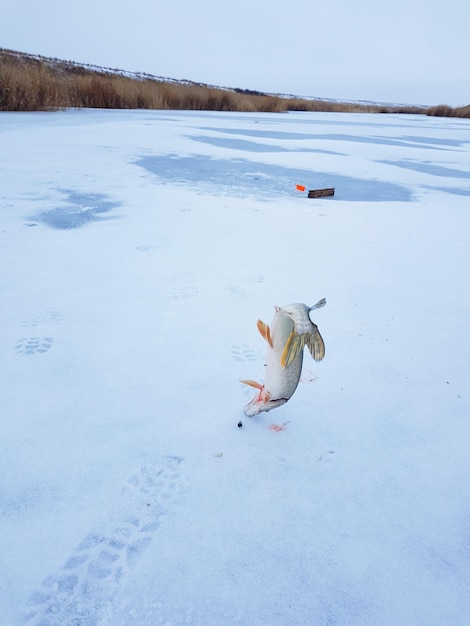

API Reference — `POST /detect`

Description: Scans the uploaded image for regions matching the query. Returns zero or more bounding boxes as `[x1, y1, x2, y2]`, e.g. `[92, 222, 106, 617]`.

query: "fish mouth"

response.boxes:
[244, 397, 289, 417]
[244, 400, 263, 417]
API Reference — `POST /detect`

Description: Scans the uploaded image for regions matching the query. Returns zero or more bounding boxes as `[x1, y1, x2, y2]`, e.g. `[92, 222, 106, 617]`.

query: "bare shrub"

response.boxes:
[452, 105, 470, 118]
[426, 104, 454, 117]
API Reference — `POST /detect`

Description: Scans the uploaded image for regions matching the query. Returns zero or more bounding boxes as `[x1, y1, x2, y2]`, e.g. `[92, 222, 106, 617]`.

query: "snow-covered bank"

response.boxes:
[1, 109, 469, 625]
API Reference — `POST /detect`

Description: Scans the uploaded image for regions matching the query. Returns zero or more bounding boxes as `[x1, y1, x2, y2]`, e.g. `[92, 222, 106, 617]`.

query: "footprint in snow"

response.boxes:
[231, 344, 262, 362]
[14, 337, 54, 355]
[20, 308, 64, 328]
[135, 238, 169, 253]
[226, 285, 249, 299]
[15, 308, 64, 356]
[243, 274, 264, 284]
[170, 286, 199, 300]
[22, 456, 188, 626]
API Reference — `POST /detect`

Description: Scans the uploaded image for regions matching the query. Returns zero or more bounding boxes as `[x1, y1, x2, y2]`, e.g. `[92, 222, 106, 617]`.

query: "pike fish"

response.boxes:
[241, 299, 326, 417]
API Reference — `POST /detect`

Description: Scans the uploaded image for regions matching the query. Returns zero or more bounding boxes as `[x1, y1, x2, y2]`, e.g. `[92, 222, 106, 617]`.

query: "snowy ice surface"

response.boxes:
[1, 108, 469, 625]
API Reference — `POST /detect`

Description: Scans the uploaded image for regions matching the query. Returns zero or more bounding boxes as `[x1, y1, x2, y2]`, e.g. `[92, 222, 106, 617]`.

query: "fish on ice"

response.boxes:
[241, 299, 326, 417]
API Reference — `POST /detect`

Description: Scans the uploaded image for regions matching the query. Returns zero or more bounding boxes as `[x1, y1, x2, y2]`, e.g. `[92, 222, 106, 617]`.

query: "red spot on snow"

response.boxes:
[300, 370, 317, 384]
[268, 422, 288, 432]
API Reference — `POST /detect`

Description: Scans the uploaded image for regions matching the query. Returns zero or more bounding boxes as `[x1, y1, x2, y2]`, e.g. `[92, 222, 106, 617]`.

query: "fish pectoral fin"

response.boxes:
[256, 319, 273, 348]
[240, 379, 264, 390]
[306, 325, 325, 361]
[281, 326, 326, 367]
[281, 331, 305, 368]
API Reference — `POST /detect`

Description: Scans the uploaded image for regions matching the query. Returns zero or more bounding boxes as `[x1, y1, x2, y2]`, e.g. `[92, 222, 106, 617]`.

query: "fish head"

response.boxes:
[244, 395, 288, 417]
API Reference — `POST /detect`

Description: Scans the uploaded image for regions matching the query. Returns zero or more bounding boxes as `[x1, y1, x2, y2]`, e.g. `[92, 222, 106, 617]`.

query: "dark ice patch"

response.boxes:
[189, 135, 291, 153]
[424, 185, 470, 197]
[136, 154, 413, 202]
[199, 127, 442, 150]
[35, 190, 120, 229]
[200, 127, 340, 141]
[379, 160, 470, 180]
[398, 135, 466, 148]
[188, 134, 341, 155]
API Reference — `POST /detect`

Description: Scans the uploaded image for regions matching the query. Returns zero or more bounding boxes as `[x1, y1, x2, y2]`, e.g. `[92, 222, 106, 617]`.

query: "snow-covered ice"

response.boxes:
[1, 108, 469, 625]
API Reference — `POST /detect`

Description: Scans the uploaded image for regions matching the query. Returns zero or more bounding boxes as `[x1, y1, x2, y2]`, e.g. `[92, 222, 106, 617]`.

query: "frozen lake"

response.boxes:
[1, 108, 469, 625]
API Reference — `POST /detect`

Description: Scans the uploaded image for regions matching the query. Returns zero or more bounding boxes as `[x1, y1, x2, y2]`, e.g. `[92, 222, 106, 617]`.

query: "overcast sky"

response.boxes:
[2, 0, 468, 106]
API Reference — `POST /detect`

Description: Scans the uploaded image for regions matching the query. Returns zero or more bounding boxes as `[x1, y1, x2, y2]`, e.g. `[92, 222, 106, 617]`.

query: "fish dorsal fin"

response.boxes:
[256, 319, 273, 348]
[281, 331, 305, 369]
[306, 325, 325, 361]
[240, 379, 264, 390]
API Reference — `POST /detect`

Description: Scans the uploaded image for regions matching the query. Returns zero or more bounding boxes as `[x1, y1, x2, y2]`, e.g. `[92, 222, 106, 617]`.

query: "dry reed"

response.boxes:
[1, 48, 467, 117]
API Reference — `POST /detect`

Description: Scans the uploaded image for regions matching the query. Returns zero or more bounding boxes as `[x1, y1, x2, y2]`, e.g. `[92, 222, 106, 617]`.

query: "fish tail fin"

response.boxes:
[306, 325, 325, 361]
[309, 297, 326, 312]
[256, 319, 273, 347]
